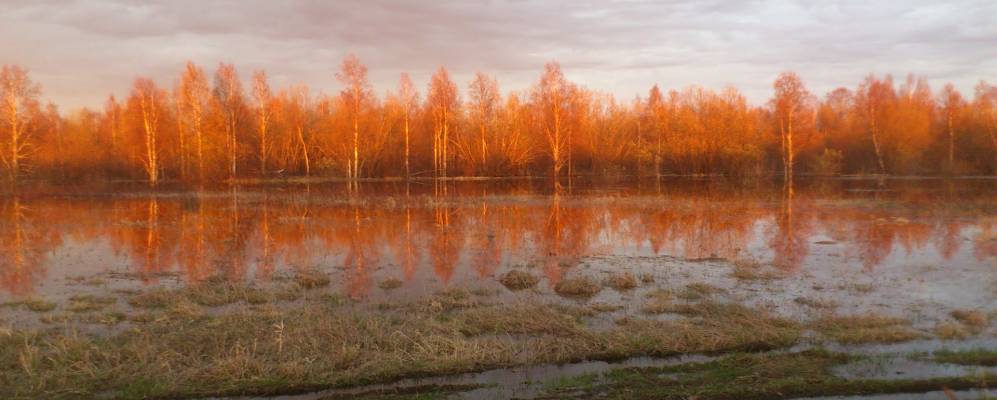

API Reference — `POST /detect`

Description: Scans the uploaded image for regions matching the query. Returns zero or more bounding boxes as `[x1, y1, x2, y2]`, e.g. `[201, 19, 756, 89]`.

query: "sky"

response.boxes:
[2, 0, 996, 111]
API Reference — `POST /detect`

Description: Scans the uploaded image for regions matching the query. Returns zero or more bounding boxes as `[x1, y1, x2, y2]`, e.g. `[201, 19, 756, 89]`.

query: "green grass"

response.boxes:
[934, 348, 997, 367]
[542, 350, 996, 399]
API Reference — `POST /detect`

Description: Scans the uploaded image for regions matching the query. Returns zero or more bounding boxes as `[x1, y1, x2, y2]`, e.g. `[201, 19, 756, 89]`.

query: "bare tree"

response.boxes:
[252, 71, 274, 176]
[428, 66, 458, 178]
[857, 75, 894, 174]
[179, 62, 209, 180]
[336, 54, 372, 180]
[771, 72, 813, 181]
[531, 62, 576, 182]
[282, 85, 312, 176]
[213, 63, 244, 180]
[939, 83, 964, 173]
[468, 72, 500, 175]
[398, 73, 417, 179]
[975, 82, 997, 171]
[131, 78, 162, 186]
[0, 65, 41, 182]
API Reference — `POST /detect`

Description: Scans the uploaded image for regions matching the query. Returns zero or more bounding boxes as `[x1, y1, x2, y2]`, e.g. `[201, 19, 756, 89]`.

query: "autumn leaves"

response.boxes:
[2, 59, 997, 184]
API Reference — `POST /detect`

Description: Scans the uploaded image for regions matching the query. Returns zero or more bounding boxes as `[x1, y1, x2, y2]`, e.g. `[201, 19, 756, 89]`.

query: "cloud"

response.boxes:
[1, 0, 994, 110]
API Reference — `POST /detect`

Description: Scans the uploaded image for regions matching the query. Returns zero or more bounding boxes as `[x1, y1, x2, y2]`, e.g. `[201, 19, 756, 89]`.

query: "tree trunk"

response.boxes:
[404, 114, 410, 179]
[297, 127, 309, 177]
[442, 107, 449, 179]
[194, 108, 203, 181]
[259, 114, 267, 177]
[229, 115, 237, 180]
[947, 114, 955, 173]
[869, 108, 886, 174]
[785, 110, 794, 181]
[480, 123, 487, 175]
[353, 105, 359, 180]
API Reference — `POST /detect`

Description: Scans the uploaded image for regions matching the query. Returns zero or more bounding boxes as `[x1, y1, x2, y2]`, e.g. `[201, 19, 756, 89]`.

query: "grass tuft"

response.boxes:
[604, 272, 637, 291]
[641, 289, 673, 314]
[950, 309, 987, 331]
[2, 298, 57, 313]
[731, 258, 784, 281]
[934, 322, 970, 340]
[497, 270, 539, 291]
[554, 276, 602, 298]
[378, 278, 404, 290]
[66, 295, 117, 313]
[294, 270, 331, 289]
[815, 314, 923, 344]
[677, 283, 724, 301]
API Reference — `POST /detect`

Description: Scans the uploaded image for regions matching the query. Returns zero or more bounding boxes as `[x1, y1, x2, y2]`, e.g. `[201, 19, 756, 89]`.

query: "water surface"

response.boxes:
[1, 178, 994, 302]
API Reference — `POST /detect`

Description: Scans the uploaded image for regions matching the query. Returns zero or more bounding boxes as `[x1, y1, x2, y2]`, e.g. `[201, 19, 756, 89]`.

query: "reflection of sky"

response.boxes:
[3, 1, 995, 109]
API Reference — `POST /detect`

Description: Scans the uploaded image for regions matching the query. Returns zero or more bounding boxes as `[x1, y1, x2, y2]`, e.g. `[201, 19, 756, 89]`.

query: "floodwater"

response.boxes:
[2, 177, 996, 399]
[0, 177, 995, 302]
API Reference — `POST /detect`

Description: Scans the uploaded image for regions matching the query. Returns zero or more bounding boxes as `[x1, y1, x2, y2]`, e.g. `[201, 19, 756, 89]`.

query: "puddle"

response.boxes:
[797, 389, 992, 400]
[834, 355, 997, 380]
[222, 354, 714, 400]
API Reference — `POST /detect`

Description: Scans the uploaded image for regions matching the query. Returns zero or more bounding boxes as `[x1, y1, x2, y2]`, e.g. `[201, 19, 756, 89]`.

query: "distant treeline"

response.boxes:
[1, 58, 995, 184]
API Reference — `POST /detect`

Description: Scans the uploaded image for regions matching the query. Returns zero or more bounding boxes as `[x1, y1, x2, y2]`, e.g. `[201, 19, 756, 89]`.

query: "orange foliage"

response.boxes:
[2, 62, 997, 184]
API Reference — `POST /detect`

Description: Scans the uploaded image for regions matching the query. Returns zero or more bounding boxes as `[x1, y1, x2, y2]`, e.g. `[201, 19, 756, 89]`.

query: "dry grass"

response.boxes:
[604, 272, 637, 291]
[793, 296, 837, 309]
[934, 322, 971, 340]
[293, 270, 331, 289]
[497, 270, 539, 291]
[66, 295, 117, 313]
[677, 283, 724, 301]
[588, 303, 623, 313]
[1, 298, 56, 313]
[731, 259, 784, 281]
[815, 314, 923, 344]
[377, 278, 404, 290]
[641, 289, 673, 314]
[414, 288, 480, 313]
[950, 309, 987, 332]
[0, 289, 802, 399]
[554, 276, 602, 298]
[128, 282, 302, 309]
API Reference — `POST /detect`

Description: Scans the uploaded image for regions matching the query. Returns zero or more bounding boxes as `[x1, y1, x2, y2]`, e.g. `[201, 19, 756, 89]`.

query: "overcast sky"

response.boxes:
[2, 0, 995, 111]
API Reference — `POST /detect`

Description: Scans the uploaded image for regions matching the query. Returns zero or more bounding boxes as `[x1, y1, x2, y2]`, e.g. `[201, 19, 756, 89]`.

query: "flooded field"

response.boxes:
[1, 177, 995, 399]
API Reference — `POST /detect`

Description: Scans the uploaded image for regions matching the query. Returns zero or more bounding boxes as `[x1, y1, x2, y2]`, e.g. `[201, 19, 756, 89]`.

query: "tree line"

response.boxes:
[2, 58, 996, 185]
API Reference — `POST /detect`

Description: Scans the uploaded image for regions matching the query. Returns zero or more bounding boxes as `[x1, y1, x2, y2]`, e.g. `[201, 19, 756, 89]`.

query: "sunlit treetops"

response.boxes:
[1, 59, 996, 184]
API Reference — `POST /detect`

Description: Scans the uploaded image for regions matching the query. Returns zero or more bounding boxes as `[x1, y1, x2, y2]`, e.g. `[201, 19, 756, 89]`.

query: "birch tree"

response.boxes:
[213, 63, 244, 180]
[468, 72, 500, 175]
[398, 73, 417, 179]
[336, 54, 372, 180]
[179, 62, 209, 180]
[130, 78, 163, 185]
[428, 67, 458, 178]
[771, 72, 812, 181]
[0, 65, 41, 182]
[531, 62, 575, 181]
[252, 71, 274, 176]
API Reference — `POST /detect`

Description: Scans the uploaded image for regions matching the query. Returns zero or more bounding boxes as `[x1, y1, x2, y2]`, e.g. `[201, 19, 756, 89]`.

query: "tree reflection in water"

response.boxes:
[0, 178, 994, 296]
